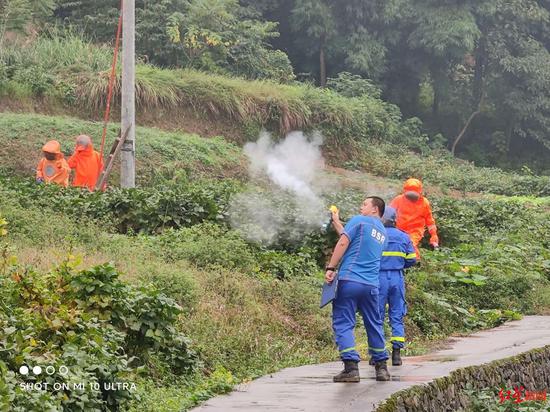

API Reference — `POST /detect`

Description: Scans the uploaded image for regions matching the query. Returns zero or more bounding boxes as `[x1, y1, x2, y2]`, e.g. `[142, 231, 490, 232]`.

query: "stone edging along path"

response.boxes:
[192, 316, 550, 412]
[376, 345, 550, 411]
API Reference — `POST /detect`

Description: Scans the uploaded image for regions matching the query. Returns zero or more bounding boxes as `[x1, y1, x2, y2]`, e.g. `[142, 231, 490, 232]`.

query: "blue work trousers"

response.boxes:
[378, 270, 407, 349]
[332, 280, 389, 362]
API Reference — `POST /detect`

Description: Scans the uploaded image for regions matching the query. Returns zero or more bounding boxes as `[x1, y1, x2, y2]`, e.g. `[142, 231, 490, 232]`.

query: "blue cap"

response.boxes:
[383, 206, 397, 224]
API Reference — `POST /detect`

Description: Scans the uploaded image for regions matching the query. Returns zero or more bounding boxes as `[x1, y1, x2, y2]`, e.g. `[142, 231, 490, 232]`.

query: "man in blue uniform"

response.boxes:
[326, 196, 390, 382]
[379, 207, 416, 366]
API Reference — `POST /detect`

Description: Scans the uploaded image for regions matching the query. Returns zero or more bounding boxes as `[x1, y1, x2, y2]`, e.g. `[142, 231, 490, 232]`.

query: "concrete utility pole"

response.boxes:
[121, 0, 136, 188]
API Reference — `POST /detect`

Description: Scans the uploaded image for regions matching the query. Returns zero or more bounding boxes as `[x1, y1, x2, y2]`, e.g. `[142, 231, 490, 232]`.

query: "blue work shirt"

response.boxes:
[380, 226, 417, 271]
[339, 215, 387, 286]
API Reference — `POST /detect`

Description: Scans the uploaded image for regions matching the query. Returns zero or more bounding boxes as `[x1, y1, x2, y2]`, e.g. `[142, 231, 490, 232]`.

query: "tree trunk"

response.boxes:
[452, 90, 485, 155]
[452, 37, 487, 156]
[451, 108, 482, 156]
[319, 34, 327, 88]
[431, 65, 444, 117]
[473, 35, 487, 103]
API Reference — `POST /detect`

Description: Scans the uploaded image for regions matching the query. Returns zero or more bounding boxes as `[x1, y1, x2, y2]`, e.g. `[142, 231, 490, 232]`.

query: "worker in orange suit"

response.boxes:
[68, 135, 103, 191]
[36, 140, 70, 187]
[390, 178, 439, 259]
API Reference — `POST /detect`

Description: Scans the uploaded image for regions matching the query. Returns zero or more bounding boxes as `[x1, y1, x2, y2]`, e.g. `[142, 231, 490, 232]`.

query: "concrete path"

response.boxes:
[193, 316, 550, 412]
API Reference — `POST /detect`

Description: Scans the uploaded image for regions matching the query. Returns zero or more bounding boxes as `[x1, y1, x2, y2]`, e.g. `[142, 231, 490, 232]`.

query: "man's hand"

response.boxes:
[325, 269, 336, 284]
[430, 242, 439, 251]
[36, 177, 44, 184]
[330, 206, 344, 236]
[331, 207, 340, 223]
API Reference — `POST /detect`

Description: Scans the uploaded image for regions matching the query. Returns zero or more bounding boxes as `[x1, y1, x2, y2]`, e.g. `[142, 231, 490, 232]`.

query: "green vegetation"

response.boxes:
[1, 3, 550, 409]
[0, 34, 403, 146]
[0, 180, 336, 410]
[359, 140, 550, 196]
[0, 109, 546, 409]
[0, 113, 244, 184]
[466, 388, 550, 412]
[5, 0, 550, 170]
[0, 149, 548, 409]
[1, 111, 548, 197]
[0, 226, 197, 410]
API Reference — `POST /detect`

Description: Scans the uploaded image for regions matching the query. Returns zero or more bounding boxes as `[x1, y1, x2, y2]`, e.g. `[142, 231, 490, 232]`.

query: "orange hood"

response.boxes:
[42, 140, 62, 154]
[403, 178, 423, 194]
[75, 135, 95, 154]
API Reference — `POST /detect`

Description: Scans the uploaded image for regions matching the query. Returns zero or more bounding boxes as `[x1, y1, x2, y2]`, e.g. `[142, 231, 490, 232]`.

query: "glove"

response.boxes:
[36, 177, 44, 184]
[430, 243, 439, 251]
[428, 226, 439, 246]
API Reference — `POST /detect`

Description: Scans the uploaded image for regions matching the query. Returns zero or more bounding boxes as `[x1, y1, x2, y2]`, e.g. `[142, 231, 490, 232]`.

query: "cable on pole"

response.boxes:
[99, 0, 124, 162]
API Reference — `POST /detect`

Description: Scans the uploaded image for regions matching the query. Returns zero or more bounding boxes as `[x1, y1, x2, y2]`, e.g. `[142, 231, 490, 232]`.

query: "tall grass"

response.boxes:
[2, 32, 113, 73]
[0, 33, 403, 143]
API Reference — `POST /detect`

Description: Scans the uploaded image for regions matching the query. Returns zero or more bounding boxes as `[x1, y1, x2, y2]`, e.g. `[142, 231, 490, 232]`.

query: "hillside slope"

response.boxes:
[0, 111, 549, 410]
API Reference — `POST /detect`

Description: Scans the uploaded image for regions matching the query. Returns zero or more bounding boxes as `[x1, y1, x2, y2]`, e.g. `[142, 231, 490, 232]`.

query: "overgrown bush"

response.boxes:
[0, 219, 198, 410]
[0, 176, 238, 234]
[154, 223, 257, 272]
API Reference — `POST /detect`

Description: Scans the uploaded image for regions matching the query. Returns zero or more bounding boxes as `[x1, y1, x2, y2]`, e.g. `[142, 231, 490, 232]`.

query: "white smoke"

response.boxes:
[230, 131, 329, 245]
[245, 131, 324, 202]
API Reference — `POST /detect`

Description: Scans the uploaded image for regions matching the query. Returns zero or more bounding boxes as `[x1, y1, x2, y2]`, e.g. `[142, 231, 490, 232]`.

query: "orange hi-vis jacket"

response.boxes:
[36, 141, 70, 187]
[390, 179, 439, 258]
[68, 142, 103, 191]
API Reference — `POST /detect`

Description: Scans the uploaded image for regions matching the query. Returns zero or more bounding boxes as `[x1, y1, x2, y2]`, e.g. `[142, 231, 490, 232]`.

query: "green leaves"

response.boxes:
[0, 256, 198, 410]
[0, 176, 235, 234]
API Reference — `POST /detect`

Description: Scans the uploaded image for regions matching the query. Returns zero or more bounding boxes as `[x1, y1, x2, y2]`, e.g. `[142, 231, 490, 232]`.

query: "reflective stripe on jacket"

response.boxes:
[380, 226, 417, 271]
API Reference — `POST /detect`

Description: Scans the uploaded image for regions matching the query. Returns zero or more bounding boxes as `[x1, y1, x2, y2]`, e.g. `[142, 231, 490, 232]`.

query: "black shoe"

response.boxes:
[333, 360, 360, 383]
[369, 357, 375, 366]
[392, 348, 402, 366]
[375, 360, 391, 381]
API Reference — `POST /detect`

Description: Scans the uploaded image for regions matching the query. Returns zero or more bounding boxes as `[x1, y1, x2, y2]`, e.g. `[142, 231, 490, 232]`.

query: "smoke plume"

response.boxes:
[229, 131, 329, 245]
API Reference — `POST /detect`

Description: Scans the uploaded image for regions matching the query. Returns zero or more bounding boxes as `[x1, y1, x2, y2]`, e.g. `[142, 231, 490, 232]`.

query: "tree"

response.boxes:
[290, 0, 335, 86]
[166, 0, 294, 80]
[451, 0, 550, 155]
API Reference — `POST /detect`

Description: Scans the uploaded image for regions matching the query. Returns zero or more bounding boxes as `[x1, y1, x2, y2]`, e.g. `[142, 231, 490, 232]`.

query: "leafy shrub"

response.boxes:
[256, 249, 319, 279]
[0, 176, 238, 234]
[12, 65, 55, 96]
[0, 220, 198, 410]
[136, 262, 199, 314]
[154, 223, 257, 272]
[327, 72, 382, 98]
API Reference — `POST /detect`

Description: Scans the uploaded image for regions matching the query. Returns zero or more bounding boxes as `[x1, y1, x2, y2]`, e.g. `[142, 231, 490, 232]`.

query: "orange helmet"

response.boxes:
[403, 178, 423, 194]
[42, 140, 62, 154]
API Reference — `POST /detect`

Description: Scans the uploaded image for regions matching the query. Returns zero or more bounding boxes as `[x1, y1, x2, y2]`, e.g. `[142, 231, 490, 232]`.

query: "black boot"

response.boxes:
[392, 347, 402, 366]
[375, 360, 391, 381]
[333, 360, 360, 383]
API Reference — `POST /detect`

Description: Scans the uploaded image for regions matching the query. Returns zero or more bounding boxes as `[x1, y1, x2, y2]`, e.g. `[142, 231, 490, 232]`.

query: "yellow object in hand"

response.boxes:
[329, 205, 338, 213]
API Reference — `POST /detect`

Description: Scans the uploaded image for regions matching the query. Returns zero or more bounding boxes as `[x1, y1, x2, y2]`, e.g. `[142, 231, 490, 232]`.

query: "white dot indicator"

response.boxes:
[45, 366, 55, 375]
[32, 366, 42, 375]
[19, 365, 29, 375]
[58, 365, 69, 376]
